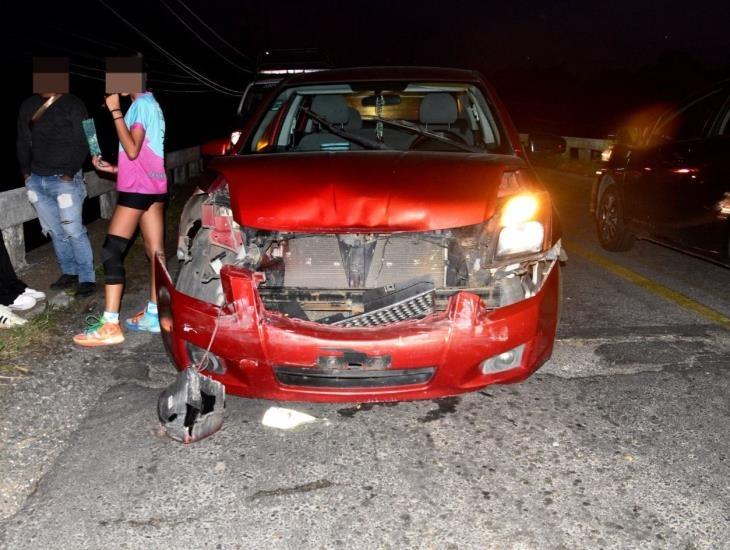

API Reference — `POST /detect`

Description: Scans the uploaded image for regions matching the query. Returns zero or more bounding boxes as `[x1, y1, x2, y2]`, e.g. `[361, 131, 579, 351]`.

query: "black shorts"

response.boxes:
[117, 192, 169, 211]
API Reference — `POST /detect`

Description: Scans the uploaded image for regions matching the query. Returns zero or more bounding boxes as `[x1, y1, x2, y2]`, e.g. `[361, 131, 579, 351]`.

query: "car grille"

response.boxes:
[332, 290, 434, 327]
[274, 366, 436, 388]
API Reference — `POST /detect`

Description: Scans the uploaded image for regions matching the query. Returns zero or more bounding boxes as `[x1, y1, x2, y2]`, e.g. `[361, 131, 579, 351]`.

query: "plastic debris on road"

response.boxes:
[158, 367, 225, 443]
[261, 406, 322, 430]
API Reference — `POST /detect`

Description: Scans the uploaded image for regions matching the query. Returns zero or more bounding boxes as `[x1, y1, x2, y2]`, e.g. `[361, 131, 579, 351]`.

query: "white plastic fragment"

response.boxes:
[262, 407, 318, 430]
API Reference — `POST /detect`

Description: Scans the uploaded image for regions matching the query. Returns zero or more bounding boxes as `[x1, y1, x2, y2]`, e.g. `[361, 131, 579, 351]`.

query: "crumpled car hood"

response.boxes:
[211, 151, 525, 232]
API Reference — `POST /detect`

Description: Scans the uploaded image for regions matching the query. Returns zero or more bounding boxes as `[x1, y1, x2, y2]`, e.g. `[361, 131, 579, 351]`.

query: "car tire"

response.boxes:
[596, 186, 634, 251]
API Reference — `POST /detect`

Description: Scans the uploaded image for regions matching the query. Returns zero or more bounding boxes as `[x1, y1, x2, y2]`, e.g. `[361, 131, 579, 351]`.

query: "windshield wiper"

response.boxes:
[374, 117, 483, 153]
[300, 108, 389, 151]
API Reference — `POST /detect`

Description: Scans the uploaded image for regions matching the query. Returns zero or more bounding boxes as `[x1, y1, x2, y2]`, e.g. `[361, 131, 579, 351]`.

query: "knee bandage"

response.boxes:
[101, 235, 130, 285]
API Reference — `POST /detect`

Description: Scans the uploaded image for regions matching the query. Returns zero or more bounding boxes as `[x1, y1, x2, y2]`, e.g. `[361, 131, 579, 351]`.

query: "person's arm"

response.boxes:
[105, 94, 145, 160]
[16, 101, 32, 180]
[68, 98, 90, 175]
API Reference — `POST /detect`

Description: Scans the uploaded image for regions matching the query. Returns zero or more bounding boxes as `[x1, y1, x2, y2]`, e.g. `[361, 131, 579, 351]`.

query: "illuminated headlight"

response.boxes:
[480, 344, 526, 374]
[718, 193, 730, 216]
[497, 221, 544, 257]
[230, 131, 242, 145]
[601, 146, 613, 162]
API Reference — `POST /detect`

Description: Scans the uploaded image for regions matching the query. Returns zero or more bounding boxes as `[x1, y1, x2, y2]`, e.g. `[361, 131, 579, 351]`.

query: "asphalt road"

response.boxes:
[1, 170, 728, 549]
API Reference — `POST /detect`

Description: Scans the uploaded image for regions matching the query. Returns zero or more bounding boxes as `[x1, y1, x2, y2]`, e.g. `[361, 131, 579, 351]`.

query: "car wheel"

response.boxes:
[596, 186, 634, 251]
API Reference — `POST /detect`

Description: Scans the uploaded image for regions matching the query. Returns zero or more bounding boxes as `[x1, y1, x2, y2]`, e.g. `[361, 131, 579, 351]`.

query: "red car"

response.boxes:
[156, 67, 564, 403]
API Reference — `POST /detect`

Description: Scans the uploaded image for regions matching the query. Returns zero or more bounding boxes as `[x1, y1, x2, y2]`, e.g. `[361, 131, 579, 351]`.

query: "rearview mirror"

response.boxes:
[527, 133, 566, 155]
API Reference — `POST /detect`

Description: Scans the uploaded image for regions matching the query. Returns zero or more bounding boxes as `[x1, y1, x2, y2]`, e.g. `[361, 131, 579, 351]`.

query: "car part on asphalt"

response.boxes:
[261, 407, 321, 430]
[158, 367, 225, 443]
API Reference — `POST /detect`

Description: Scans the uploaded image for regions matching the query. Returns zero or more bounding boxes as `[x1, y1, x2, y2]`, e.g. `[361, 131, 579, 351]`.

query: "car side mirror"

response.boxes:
[527, 133, 566, 155]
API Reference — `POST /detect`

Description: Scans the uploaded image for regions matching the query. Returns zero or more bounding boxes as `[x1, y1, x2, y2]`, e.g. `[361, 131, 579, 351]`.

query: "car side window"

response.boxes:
[656, 90, 725, 143]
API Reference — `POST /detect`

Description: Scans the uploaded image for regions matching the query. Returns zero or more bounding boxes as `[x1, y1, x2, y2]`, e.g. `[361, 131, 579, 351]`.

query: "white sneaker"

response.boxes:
[8, 294, 36, 311]
[23, 288, 46, 301]
[0, 305, 27, 327]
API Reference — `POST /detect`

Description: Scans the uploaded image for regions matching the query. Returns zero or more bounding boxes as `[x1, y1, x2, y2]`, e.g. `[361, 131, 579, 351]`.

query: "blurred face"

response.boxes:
[106, 72, 145, 94]
[105, 56, 146, 94]
[33, 57, 69, 94]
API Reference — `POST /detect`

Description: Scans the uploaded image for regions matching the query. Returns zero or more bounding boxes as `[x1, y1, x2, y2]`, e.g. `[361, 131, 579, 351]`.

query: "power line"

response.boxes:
[71, 69, 216, 93]
[71, 63, 208, 87]
[70, 71, 105, 82]
[96, 0, 244, 96]
[159, 0, 252, 74]
[174, 0, 253, 63]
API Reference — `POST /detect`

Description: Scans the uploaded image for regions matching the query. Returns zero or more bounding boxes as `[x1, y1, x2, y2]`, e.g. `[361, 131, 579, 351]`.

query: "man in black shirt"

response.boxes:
[16, 59, 96, 296]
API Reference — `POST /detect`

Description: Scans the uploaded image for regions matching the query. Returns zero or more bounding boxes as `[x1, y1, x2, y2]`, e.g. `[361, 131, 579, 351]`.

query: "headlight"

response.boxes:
[230, 130, 242, 145]
[500, 194, 538, 226]
[718, 192, 730, 216]
[497, 221, 544, 257]
[495, 193, 545, 258]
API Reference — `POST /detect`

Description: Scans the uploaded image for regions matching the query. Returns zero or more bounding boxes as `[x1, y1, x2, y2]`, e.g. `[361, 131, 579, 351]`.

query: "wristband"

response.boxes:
[113, 116, 123, 121]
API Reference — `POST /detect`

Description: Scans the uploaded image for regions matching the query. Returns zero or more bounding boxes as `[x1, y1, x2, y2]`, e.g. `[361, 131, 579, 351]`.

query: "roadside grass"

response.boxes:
[0, 310, 59, 376]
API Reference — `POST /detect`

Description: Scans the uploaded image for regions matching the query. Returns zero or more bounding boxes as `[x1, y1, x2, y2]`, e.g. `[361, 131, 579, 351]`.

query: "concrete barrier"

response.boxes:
[1, 146, 201, 270]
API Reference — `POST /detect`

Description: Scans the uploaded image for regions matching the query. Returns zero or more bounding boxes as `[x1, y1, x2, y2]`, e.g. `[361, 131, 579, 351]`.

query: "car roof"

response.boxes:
[281, 66, 484, 86]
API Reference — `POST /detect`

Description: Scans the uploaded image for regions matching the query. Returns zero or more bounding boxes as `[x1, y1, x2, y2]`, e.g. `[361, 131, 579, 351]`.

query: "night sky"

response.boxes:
[6, 0, 729, 181]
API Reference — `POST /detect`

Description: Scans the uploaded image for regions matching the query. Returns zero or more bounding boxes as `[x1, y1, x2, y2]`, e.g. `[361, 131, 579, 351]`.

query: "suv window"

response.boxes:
[655, 90, 725, 142]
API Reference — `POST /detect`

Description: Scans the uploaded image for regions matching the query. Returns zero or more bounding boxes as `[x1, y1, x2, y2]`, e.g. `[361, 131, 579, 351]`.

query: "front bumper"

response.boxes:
[155, 255, 560, 402]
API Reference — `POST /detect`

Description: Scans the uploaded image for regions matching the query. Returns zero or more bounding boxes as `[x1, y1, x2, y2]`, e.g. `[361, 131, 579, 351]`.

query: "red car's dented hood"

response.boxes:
[211, 151, 525, 232]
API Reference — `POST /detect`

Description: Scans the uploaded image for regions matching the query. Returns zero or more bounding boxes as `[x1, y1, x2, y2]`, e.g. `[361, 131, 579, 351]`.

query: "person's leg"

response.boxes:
[54, 172, 95, 285]
[26, 174, 77, 279]
[103, 205, 145, 314]
[139, 201, 166, 303]
[0, 234, 26, 306]
[124, 201, 165, 333]
[74, 204, 143, 347]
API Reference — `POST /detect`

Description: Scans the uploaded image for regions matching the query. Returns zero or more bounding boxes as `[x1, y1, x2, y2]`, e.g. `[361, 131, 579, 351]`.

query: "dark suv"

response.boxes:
[592, 81, 730, 266]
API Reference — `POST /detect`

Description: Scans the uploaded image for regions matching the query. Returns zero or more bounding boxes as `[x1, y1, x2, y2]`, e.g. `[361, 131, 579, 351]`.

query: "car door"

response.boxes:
[632, 89, 728, 246]
[674, 91, 730, 261]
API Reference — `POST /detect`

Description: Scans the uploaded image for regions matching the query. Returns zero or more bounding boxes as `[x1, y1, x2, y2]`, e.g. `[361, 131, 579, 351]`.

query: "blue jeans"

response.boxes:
[25, 172, 95, 283]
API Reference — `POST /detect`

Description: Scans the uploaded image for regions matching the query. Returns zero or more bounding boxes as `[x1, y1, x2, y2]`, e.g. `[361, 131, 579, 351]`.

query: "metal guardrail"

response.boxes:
[0, 146, 202, 270]
[519, 133, 614, 161]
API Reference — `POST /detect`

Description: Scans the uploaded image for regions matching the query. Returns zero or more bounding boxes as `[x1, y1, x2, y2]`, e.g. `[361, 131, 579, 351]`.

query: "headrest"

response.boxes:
[345, 107, 362, 130]
[419, 93, 458, 125]
[311, 95, 350, 125]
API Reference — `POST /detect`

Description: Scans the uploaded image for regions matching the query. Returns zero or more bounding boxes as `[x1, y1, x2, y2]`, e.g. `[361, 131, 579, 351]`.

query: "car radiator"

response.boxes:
[282, 235, 447, 289]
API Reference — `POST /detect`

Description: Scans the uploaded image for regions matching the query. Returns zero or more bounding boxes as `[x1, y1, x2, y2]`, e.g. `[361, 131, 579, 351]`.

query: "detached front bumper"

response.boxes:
[155, 255, 560, 402]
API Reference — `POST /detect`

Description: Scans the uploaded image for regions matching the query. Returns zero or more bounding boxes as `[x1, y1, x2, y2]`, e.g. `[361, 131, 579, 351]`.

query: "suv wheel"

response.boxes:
[597, 186, 634, 251]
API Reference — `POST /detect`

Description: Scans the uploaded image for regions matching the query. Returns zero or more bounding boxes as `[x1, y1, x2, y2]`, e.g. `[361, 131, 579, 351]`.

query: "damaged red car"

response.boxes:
[156, 67, 564, 402]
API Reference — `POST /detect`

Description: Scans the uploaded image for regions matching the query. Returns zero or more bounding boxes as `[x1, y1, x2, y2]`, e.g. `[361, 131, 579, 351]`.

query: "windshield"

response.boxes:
[245, 82, 506, 154]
